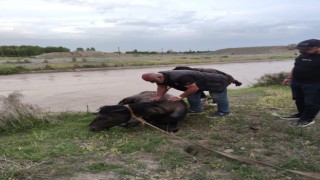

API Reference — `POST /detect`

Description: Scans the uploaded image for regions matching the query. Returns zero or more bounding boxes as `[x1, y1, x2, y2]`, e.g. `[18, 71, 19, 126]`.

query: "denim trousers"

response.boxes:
[187, 89, 230, 114]
[290, 81, 320, 121]
[209, 89, 230, 114]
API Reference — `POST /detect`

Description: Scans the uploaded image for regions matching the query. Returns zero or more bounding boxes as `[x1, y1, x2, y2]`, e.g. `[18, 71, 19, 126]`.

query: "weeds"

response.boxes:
[0, 66, 27, 75]
[253, 72, 289, 87]
[0, 92, 47, 132]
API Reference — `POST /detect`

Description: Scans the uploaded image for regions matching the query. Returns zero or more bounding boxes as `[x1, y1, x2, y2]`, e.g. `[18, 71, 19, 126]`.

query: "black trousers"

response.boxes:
[291, 81, 320, 121]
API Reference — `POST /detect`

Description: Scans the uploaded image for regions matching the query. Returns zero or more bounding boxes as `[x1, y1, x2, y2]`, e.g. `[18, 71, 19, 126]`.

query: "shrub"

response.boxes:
[0, 66, 26, 75]
[0, 92, 47, 132]
[253, 72, 289, 87]
[44, 64, 54, 70]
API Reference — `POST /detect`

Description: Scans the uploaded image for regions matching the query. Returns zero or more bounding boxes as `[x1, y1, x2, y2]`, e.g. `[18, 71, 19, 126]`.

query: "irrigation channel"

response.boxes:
[0, 60, 293, 112]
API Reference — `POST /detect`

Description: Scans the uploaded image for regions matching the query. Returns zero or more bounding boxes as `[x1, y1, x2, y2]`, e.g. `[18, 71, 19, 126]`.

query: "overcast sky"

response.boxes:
[1, 0, 319, 52]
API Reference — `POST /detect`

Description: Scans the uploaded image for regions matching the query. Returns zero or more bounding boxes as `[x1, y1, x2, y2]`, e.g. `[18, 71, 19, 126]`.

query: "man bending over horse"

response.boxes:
[142, 67, 242, 118]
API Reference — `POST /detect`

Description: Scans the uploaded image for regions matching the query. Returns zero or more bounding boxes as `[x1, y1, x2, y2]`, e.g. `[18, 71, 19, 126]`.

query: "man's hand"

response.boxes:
[150, 96, 163, 101]
[282, 78, 292, 86]
[168, 96, 183, 102]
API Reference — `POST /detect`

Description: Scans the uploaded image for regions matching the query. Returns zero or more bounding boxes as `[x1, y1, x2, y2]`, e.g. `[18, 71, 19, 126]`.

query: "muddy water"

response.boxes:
[0, 60, 293, 112]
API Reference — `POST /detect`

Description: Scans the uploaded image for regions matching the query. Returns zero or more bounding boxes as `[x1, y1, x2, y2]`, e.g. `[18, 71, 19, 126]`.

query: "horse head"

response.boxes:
[89, 105, 131, 131]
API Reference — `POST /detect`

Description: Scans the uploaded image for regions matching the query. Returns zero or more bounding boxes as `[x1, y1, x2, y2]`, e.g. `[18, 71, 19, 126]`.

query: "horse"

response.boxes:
[89, 91, 188, 132]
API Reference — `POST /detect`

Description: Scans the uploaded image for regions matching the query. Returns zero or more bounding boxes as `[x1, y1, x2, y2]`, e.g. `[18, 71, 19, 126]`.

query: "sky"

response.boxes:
[1, 0, 320, 52]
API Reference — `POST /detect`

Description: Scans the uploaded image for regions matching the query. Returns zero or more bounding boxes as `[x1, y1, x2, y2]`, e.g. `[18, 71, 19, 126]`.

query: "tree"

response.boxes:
[76, 47, 84, 51]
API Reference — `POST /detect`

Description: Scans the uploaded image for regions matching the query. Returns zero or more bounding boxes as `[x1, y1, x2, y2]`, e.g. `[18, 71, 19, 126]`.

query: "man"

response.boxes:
[282, 39, 320, 127]
[142, 67, 242, 118]
[172, 66, 209, 101]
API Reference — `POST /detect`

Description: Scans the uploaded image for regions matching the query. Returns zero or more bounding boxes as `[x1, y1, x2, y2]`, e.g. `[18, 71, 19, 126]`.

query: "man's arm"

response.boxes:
[283, 68, 293, 85]
[150, 84, 169, 101]
[168, 83, 199, 101]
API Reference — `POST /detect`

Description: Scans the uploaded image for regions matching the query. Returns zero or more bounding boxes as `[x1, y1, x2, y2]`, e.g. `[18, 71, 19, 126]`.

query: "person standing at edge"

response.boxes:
[281, 39, 320, 127]
[141, 68, 242, 118]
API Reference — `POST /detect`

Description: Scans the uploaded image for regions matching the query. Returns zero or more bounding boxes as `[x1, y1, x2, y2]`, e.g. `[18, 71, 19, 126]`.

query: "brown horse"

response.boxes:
[89, 91, 188, 132]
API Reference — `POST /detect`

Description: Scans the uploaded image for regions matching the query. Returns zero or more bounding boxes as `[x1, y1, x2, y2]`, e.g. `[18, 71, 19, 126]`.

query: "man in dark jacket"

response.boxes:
[282, 39, 320, 127]
[142, 67, 242, 118]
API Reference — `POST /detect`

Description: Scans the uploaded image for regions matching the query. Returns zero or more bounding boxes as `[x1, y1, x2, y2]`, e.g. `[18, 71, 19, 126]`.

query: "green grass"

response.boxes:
[87, 162, 123, 173]
[1, 85, 320, 179]
[0, 66, 28, 75]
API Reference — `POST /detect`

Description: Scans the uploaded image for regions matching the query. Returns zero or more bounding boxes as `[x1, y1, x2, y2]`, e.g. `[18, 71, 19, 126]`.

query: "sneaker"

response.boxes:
[280, 114, 300, 120]
[291, 120, 315, 127]
[201, 97, 208, 102]
[187, 110, 204, 115]
[208, 112, 230, 118]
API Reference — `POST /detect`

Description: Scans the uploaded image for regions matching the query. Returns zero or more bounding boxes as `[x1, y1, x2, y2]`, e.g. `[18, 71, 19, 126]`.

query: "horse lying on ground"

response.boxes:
[89, 91, 188, 132]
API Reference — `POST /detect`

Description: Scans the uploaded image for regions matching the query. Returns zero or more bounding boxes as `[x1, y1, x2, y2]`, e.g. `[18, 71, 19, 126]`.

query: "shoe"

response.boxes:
[201, 97, 208, 102]
[280, 114, 300, 120]
[291, 120, 315, 127]
[208, 112, 230, 118]
[187, 110, 204, 115]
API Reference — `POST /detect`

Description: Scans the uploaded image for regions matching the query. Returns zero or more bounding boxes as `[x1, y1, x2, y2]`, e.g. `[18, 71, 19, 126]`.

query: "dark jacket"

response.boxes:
[292, 53, 320, 83]
[159, 70, 233, 92]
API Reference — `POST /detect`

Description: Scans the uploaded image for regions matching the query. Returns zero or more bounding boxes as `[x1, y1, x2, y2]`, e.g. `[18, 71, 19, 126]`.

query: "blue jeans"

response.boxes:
[209, 89, 230, 114]
[187, 89, 230, 114]
[187, 91, 203, 112]
[290, 81, 320, 121]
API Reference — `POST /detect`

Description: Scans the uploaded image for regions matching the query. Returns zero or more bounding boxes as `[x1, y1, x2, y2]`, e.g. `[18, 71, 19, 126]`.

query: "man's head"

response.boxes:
[142, 73, 164, 83]
[296, 39, 320, 54]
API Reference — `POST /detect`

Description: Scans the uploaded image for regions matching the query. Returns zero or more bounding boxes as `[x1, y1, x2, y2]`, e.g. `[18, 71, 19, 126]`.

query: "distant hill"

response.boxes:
[210, 45, 298, 55]
[36, 45, 299, 59]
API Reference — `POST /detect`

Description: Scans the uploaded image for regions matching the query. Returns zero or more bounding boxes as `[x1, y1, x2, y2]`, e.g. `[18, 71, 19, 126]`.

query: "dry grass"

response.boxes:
[0, 92, 46, 131]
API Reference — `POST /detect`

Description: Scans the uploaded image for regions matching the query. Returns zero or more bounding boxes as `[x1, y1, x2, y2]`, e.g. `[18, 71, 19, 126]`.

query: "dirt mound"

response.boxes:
[210, 45, 297, 55]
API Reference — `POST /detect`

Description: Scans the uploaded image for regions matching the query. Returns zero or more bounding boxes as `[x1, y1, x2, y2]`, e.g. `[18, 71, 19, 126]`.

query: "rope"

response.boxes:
[122, 105, 320, 179]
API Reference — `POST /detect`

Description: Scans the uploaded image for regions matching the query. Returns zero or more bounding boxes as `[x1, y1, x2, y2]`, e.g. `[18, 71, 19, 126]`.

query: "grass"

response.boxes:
[0, 92, 47, 132]
[0, 85, 320, 179]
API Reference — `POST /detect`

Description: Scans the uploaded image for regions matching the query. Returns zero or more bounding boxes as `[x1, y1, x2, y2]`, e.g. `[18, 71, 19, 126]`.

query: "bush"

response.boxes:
[0, 92, 47, 132]
[253, 72, 289, 87]
[0, 66, 26, 75]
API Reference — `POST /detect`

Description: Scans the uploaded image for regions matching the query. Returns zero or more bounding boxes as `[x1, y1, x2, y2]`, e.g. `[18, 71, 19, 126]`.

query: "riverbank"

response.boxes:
[0, 52, 296, 75]
[1, 85, 319, 179]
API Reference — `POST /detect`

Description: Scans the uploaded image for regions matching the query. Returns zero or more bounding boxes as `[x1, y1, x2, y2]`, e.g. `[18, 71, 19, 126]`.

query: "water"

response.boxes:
[0, 60, 293, 112]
